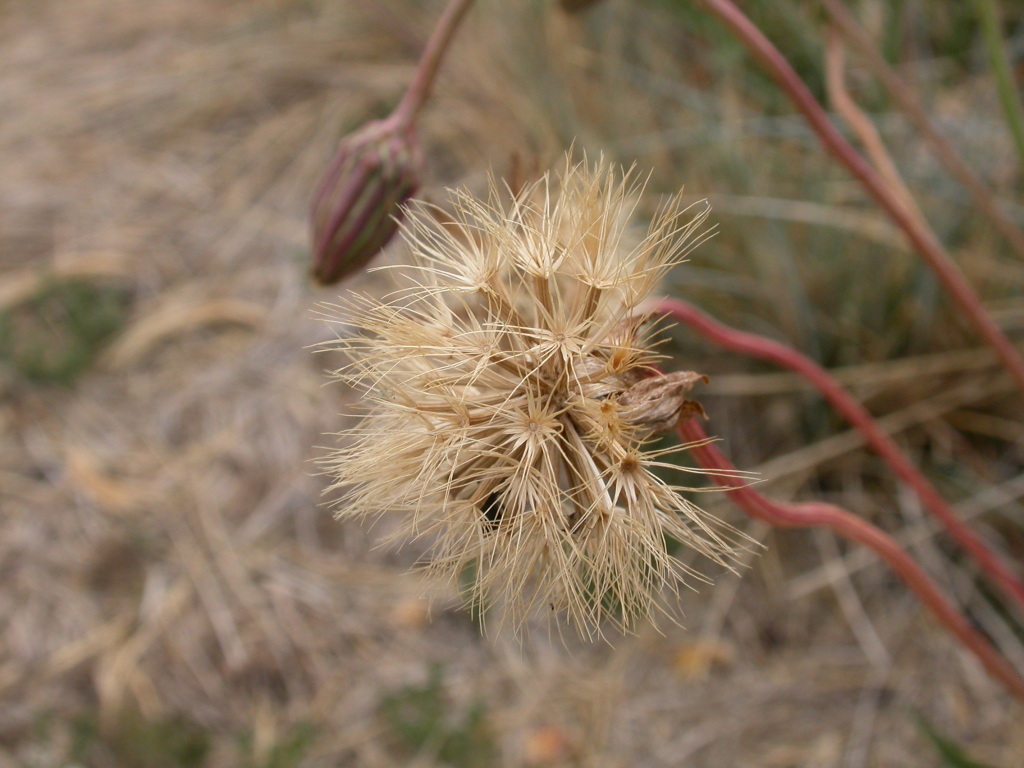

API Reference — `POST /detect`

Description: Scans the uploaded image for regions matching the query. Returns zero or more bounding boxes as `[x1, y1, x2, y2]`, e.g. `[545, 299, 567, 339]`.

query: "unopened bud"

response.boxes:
[310, 118, 421, 284]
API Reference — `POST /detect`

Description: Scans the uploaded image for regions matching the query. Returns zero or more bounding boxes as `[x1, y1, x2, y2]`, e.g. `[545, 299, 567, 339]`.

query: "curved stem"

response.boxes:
[392, 0, 477, 128]
[655, 297, 1024, 615]
[676, 416, 1024, 701]
[820, 0, 1024, 262]
[824, 31, 924, 227]
[692, 0, 1024, 395]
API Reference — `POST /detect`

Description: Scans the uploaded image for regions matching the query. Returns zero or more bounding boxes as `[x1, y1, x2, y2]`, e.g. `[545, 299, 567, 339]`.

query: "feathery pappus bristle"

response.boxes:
[322, 155, 743, 635]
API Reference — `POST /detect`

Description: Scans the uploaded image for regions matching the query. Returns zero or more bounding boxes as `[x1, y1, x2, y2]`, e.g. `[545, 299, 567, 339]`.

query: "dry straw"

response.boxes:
[322, 156, 744, 635]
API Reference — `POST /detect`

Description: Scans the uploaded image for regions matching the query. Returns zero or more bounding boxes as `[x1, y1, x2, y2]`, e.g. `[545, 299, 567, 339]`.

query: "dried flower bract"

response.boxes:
[323, 157, 740, 634]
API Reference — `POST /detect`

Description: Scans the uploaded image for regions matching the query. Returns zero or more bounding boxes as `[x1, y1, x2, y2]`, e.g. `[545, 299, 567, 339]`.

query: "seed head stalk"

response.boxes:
[654, 297, 1024, 616]
[691, 0, 1024, 396]
[676, 416, 1024, 702]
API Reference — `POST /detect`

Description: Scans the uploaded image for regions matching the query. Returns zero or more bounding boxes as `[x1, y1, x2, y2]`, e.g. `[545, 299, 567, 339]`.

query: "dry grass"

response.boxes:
[1, 0, 1022, 766]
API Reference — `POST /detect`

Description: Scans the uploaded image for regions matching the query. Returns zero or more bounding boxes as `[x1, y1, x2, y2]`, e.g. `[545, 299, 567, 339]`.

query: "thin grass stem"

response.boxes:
[974, 0, 1024, 171]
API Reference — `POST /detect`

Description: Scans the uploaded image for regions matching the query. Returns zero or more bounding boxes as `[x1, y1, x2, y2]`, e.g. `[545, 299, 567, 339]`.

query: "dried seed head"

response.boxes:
[310, 118, 421, 284]
[323, 156, 740, 635]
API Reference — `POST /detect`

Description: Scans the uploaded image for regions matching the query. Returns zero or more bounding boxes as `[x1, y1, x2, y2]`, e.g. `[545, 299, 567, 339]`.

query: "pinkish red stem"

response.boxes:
[392, 0, 476, 129]
[692, 0, 1024, 395]
[820, 0, 1024, 263]
[656, 297, 1024, 615]
[676, 416, 1024, 701]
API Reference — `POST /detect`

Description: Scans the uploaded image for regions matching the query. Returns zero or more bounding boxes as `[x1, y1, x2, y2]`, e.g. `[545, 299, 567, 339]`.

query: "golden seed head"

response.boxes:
[323, 155, 740, 635]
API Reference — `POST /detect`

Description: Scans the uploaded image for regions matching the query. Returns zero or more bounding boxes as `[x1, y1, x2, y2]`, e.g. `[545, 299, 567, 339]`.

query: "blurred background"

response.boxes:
[1, 0, 1023, 765]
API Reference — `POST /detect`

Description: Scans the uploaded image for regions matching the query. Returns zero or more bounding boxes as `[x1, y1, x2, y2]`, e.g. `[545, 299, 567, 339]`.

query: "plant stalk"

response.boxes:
[392, 0, 477, 129]
[676, 416, 1024, 701]
[656, 297, 1024, 615]
[820, 0, 1024, 262]
[692, 0, 1024, 396]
